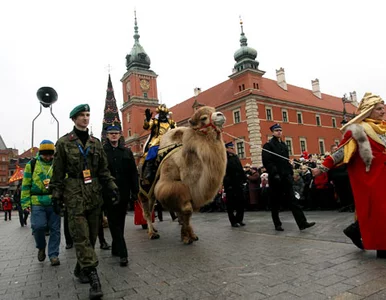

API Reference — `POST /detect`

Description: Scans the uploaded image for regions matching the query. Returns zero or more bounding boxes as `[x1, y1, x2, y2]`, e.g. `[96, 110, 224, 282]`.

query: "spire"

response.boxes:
[125, 11, 151, 71]
[101, 74, 121, 144]
[239, 17, 248, 47]
[133, 10, 140, 43]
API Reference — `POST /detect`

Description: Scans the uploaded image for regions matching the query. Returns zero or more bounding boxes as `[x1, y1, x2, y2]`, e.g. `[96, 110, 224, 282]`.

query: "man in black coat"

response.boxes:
[262, 123, 315, 231]
[223, 142, 247, 227]
[103, 124, 139, 266]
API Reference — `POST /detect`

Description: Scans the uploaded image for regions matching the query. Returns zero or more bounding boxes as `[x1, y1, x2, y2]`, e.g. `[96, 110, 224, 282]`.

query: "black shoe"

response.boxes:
[66, 243, 73, 249]
[238, 222, 246, 227]
[231, 223, 240, 227]
[299, 222, 316, 230]
[120, 257, 128, 267]
[376, 250, 386, 259]
[343, 227, 364, 250]
[275, 226, 284, 231]
[74, 268, 90, 284]
[100, 242, 111, 250]
[38, 248, 46, 262]
[87, 269, 103, 299]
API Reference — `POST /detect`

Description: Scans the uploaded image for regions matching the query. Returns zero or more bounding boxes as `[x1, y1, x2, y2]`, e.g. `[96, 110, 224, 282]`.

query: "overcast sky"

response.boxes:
[1, 0, 385, 152]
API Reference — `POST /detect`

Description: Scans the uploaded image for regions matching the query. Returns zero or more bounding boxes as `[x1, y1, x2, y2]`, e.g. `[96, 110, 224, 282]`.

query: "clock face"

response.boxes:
[140, 79, 150, 91]
[126, 81, 131, 93]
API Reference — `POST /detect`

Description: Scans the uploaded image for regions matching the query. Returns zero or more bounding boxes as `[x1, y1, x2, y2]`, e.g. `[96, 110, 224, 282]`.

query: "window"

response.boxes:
[282, 110, 288, 122]
[285, 138, 293, 156]
[253, 82, 259, 89]
[266, 107, 272, 121]
[334, 139, 340, 146]
[299, 138, 307, 152]
[236, 141, 245, 159]
[127, 130, 131, 137]
[242, 84, 245, 90]
[332, 117, 337, 128]
[319, 139, 325, 154]
[233, 109, 241, 124]
[126, 112, 130, 123]
[143, 93, 148, 99]
[239, 85, 242, 92]
[297, 112, 303, 124]
[316, 115, 321, 126]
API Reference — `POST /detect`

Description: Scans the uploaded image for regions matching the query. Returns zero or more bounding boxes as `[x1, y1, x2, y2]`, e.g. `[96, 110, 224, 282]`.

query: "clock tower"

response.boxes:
[121, 11, 159, 156]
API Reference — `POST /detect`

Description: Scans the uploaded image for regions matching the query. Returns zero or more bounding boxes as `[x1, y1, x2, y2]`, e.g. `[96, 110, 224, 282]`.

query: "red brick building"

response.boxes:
[121, 18, 357, 166]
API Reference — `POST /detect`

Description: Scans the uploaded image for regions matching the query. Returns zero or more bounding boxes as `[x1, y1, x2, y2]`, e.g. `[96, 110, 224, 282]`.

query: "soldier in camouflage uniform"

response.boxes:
[50, 104, 118, 300]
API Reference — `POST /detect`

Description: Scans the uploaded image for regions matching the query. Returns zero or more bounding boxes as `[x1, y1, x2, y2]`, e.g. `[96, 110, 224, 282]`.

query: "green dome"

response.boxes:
[125, 14, 151, 71]
[233, 22, 259, 72]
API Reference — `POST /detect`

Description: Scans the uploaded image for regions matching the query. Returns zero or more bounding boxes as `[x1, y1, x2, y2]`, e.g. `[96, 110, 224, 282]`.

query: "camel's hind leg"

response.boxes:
[138, 192, 159, 240]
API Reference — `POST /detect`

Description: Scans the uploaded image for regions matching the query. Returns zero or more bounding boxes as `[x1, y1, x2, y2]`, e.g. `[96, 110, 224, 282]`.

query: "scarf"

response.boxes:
[364, 118, 386, 135]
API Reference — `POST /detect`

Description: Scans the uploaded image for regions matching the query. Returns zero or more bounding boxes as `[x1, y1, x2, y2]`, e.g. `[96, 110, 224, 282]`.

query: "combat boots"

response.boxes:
[86, 268, 103, 299]
[74, 263, 90, 284]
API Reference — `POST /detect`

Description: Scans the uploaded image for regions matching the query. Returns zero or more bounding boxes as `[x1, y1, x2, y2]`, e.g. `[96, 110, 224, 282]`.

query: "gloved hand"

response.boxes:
[145, 108, 152, 122]
[111, 189, 120, 206]
[52, 197, 63, 215]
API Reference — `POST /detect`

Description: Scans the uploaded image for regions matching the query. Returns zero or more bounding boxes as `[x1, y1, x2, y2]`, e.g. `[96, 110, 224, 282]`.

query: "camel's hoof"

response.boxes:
[153, 228, 158, 233]
[182, 238, 193, 245]
[149, 233, 160, 240]
[192, 235, 199, 241]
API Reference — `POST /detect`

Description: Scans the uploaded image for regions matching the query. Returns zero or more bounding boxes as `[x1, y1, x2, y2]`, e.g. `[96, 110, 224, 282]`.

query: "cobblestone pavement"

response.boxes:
[0, 210, 386, 300]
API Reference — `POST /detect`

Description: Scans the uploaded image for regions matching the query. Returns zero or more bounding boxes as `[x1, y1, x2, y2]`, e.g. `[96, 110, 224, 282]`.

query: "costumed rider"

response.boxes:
[142, 104, 176, 183]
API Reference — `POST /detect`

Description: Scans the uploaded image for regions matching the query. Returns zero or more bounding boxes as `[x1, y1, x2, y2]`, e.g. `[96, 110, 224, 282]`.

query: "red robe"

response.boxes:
[323, 130, 386, 250]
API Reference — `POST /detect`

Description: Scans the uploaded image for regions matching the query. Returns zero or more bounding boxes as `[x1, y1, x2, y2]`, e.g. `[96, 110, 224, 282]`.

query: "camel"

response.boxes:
[138, 106, 227, 244]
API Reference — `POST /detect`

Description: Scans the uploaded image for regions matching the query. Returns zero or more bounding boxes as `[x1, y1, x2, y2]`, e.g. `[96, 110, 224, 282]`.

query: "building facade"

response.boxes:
[121, 17, 357, 167]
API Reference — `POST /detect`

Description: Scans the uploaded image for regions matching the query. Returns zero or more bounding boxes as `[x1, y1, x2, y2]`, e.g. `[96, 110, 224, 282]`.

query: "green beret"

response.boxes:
[69, 104, 90, 118]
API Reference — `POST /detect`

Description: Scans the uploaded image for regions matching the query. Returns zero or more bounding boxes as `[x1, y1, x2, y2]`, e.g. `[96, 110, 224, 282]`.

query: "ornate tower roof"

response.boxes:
[233, 19, 259, 72]
[101, 74, 121, 144]
[126, 11, 151, 71]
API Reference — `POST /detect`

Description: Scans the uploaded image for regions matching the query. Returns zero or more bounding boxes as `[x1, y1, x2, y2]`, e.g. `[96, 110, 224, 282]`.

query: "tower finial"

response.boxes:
[239, 16, 247, 46]
[133, 10, 140, 42]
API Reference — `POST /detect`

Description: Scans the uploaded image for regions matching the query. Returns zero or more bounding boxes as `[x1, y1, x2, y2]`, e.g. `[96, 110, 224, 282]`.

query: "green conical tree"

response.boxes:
[101, 74, 121, 144]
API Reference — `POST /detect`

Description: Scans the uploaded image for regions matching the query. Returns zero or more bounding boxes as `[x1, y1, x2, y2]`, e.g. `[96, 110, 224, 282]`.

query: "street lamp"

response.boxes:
[341, 93, 350, 125]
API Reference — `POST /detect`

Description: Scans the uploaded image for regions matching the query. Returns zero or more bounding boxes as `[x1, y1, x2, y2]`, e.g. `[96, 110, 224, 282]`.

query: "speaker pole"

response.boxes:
[31, 105, 43, 149]
[50, 105, 60, 140]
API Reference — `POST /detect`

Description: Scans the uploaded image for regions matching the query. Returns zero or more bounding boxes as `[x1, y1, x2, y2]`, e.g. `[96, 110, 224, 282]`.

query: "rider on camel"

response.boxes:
[142, 104, 176, 183]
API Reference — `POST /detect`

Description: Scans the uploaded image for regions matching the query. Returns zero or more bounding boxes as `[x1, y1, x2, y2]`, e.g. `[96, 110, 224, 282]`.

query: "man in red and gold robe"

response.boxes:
[313, 92, 386, 258]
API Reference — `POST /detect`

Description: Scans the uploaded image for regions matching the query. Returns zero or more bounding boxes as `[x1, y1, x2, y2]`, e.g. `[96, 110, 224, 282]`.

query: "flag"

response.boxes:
[9, 165, 24, 183]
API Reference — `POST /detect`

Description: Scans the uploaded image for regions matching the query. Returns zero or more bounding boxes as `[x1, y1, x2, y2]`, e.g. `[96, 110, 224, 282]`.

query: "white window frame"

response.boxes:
[332, 117, 337, 128]
[233, 109, 241, 124]
[266, 107, 273, 121]
[316, 114, 321, 126]
[297, 112, 303, 124]
[285, 137, 293, 156]
[334, 139, 340, 146]
[127, 129, 131, 137]
[319, 139, 325, 154]
[299, 138, 307, 152]
[236, 141, 245, 159]
[282, 109, 288, 122]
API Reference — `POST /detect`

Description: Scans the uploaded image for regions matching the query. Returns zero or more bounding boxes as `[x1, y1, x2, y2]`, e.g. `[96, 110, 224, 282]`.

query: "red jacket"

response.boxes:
[2, 197, 12, 211]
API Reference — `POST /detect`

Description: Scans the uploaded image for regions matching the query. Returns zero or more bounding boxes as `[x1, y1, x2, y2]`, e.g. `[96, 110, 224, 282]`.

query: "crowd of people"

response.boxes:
[0, 92, 385, 299]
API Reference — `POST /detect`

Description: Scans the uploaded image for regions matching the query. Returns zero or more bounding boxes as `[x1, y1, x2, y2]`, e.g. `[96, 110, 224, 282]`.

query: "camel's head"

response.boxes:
[189, 106, 226, 134]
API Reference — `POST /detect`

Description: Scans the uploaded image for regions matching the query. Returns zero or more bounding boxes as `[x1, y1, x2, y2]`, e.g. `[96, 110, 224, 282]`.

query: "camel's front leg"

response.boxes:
[180, 202, 199, 244]
[138, 192, 159, 240]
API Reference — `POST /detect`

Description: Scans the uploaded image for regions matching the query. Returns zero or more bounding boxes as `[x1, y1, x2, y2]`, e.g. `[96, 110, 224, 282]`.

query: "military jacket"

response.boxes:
[50, 130, 117, 210]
